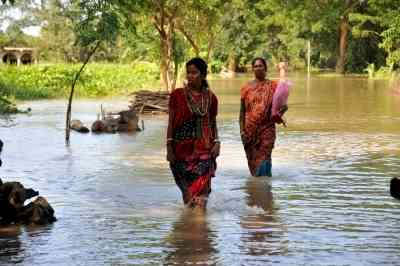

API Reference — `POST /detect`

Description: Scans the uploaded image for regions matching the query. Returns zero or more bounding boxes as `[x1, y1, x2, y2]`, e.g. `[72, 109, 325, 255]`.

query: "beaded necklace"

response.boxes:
[185, 86, 210, 117]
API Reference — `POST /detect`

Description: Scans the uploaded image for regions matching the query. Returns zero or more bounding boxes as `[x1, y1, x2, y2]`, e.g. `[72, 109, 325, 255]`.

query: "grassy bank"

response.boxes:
[0, 62, 160, 100]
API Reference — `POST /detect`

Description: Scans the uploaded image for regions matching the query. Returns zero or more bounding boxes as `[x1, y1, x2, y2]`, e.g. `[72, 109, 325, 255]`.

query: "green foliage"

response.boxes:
[365, 63, 375, 78]
[0, 95, 18, 114]
[2, 0, 400, 76]
[374, 66, 393, 79]
[380, 15, 400, 70]
[0, 63, 160, 100]
[73, 1, 120, 47]
[209, 58, 224, 73]
[1, 0, 14, 4]
[346, 32, 386, 73]
[0, 22, 39, 47]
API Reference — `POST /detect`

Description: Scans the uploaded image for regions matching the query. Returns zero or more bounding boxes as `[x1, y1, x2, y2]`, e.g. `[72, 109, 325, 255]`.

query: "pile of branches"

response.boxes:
[129, 90, 169, 115]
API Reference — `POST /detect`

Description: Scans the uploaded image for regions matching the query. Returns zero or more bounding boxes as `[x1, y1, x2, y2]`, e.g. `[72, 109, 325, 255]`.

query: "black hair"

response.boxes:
[186, 57, 209, 88]
[251, 57, 267, 70]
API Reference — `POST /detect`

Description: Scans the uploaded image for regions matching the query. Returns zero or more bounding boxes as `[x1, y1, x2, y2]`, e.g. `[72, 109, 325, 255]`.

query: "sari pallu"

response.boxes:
[169, 88, 218, 206]
[241, 80, 277, 177]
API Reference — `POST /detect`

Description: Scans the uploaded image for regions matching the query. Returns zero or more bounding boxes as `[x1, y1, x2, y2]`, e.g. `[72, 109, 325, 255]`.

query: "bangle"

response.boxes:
[213, 139, 220, 144]
[167, 138, 174, 143]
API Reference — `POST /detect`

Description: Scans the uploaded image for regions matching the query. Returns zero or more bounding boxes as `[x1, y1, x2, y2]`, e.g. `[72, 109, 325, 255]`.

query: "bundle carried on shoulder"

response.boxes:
[271, 80, 292, 125]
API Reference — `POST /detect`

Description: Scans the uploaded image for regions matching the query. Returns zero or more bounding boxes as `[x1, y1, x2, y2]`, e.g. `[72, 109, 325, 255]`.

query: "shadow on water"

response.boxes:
[163, 208, 218, 265]
[239, 177, 288, 259]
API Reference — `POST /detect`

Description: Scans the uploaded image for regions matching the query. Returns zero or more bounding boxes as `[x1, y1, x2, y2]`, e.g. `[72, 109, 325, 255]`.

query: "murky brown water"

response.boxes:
[1, 74, 400, 265]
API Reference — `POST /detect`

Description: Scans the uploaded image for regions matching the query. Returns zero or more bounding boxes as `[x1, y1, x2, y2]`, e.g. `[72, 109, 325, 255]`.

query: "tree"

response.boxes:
[350, 0, 400, 71]
[116, 0, 220, 91]
[65, 0, 121, 144]
[175, 0, 223, 62]
[1, 0, 15, 4]
[37, 0, 77, 62]
[380, 15, 400, 70]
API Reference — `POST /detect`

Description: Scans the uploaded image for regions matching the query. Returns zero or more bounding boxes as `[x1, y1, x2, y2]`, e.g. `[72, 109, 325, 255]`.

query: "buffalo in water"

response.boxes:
[71, 109, 142, 134]
[0, 139, 56, 225]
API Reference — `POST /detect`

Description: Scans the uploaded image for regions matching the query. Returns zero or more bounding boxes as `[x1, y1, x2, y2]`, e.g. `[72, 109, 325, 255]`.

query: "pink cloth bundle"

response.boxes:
[271, 80, 292, 124]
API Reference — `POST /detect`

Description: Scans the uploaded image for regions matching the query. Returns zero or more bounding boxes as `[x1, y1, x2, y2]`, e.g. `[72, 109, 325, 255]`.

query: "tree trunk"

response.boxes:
[65, 41, 100, 144]
[228, 52, 238, 73]
[155, 14, 176, 91]
[160, 38, 170, 91]
[166, 22, 176, 91]
[177, 26, 200, 56]
[335, 0, 354, 74]
[206, 33, 215, 63]
[335, 17, 350, 74]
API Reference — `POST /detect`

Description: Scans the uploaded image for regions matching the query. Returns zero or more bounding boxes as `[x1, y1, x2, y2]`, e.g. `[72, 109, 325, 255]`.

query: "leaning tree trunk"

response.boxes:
[65, 41, 101, 144]
[159, 24, 176, 91]
[166, 22, 177, 91]
[335, 17, 350, 74]
[160, 46, 170, 91]
[206, 33, 215, 64]
[336, 0, 355, 74]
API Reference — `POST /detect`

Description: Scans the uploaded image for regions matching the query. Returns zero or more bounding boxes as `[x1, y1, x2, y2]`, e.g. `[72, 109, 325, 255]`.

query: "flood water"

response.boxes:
[1, 74, 400, 265]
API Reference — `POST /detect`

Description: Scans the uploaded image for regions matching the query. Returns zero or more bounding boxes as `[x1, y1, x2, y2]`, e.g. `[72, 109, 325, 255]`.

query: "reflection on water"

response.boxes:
[239, 177, 288, 260]
[0, 226, 23, 264]
[0, 75, 400, 265]
[164, 209, 217, 265]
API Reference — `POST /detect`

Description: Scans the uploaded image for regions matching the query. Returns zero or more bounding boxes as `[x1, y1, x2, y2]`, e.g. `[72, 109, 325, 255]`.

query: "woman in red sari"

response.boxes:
[166, 58, 220, 208]
[239, 58, 287, 177]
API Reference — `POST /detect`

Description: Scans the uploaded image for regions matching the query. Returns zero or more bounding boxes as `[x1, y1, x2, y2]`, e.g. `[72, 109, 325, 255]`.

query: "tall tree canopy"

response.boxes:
[2, 0, 400, 79]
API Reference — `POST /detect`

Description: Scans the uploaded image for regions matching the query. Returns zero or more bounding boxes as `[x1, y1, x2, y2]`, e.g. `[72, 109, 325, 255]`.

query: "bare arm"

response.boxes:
[167, 108, 174, 140]
[210, 97, 220, 158]
[278, 62, 289, 117]
[166, 99, 175, 163]
[211, 116, 219, 141]
[239, 99, 245, 136]
[278, 62, 287, 82]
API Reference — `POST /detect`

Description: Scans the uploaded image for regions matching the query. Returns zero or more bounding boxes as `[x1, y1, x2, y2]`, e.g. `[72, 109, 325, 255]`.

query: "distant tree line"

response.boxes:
[1, 0, 399, 90]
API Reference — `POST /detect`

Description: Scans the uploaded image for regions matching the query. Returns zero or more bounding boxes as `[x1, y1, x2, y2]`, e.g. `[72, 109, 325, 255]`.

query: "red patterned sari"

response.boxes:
[240, 79, 277, 176]
[169, 87, 218, 207]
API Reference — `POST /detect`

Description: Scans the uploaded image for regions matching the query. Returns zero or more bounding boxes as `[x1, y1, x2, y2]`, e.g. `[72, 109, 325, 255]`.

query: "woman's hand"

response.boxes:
[278, 62, 287, 81]
[166, 144, 176, 163]
[278, 62, 287, 70]
[279, 104, 288, 115]
[211, 142, 220, 158]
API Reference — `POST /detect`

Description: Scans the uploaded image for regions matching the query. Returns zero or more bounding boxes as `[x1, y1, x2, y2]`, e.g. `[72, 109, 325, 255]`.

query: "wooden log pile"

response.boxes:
[129, 90, 169, 115]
